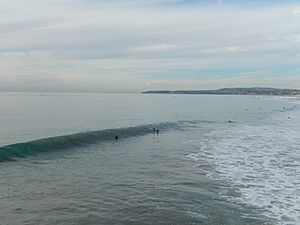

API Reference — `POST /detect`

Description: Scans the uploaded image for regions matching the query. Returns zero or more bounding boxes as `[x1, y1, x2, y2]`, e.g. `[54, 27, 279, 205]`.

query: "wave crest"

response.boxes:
[0, 121, 191, 162]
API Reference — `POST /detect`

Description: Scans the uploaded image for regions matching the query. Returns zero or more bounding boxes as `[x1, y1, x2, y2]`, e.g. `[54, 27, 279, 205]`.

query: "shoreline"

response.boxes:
[143, 93, 300, 97]
[142, 87, 300, 96]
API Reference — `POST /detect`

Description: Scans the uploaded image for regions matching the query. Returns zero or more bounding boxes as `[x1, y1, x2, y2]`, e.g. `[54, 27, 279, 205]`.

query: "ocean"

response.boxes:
[0, 93, 299, 225]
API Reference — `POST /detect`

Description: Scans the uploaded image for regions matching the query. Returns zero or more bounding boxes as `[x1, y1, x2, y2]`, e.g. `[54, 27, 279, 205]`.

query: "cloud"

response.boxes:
[218, 0, 223, 7]
[0, 0, 300, 92]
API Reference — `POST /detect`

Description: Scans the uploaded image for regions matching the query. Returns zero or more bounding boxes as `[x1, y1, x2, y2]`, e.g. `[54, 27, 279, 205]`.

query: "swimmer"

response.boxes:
[115, 136, 119, 140]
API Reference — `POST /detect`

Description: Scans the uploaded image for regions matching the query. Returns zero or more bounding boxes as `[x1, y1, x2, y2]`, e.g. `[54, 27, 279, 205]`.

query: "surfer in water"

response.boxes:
[115, 136, 119, 140]
[156, 129, 159, 135]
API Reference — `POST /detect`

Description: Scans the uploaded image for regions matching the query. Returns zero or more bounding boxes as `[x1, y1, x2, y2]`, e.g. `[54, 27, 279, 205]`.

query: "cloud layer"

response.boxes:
[0, 0, 300, 92]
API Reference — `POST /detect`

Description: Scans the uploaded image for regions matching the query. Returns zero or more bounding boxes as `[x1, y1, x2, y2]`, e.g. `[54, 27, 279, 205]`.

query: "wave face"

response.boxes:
[0, 121, 191, 162]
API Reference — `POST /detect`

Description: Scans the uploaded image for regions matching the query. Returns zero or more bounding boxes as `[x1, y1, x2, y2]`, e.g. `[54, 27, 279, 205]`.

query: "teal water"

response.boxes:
[0, 93, 299, 225]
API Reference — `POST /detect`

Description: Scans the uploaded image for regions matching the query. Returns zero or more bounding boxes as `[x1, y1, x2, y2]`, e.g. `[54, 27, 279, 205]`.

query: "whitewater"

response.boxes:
[187, 98, 300, 224]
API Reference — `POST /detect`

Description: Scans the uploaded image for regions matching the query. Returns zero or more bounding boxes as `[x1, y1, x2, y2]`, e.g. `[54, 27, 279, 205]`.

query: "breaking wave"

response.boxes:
[0, 120, 202, 162]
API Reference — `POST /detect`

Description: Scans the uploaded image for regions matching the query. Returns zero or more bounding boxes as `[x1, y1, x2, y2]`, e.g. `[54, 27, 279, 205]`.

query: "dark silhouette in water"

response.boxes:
[228, 120, 232, 123]
[115, 136, 119, 140]
[156, 129, 159, 135]
[153, 128, 156, 134]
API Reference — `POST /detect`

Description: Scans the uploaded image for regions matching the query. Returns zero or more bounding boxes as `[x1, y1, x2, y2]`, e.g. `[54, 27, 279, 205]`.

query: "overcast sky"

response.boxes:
[0, 0, 300, 92]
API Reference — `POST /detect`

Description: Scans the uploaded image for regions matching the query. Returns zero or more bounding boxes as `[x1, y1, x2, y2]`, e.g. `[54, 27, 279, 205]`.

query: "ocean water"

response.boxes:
[0, 93, 299, 225]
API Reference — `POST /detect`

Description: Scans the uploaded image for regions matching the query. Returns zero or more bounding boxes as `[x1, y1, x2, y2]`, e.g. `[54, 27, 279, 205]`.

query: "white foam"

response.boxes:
[187, 106, 300, 224]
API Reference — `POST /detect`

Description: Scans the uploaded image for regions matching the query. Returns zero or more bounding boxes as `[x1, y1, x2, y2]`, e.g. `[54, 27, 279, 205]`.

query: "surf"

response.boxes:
[0, 120, 200, 162]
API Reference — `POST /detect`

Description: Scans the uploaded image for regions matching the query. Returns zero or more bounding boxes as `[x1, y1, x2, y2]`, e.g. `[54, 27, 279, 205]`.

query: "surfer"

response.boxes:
[153, 128, 156, 134]
[156, 129, 159, 135]
[115, 136, 119, 140]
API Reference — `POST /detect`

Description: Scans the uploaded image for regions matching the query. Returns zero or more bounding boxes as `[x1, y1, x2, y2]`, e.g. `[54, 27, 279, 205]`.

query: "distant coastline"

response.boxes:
[142, 87, 300, 96]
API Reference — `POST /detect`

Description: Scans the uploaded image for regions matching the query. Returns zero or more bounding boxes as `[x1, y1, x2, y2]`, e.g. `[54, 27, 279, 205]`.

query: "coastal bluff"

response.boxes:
[142, 87, 300, 96]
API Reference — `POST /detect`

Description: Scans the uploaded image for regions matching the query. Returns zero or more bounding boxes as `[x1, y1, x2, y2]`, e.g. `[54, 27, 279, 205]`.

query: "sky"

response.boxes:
[0, 0, 300, 93]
